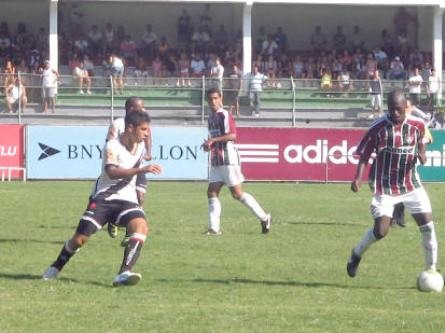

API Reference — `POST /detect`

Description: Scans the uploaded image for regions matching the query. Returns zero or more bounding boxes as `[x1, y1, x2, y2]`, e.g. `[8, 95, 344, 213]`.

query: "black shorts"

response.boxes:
[76, 198, 145, 236]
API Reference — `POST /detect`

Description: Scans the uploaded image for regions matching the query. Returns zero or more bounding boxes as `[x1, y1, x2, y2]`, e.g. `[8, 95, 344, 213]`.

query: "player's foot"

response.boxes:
[42, 266, 60, 280]
[347, 250, 361, 278]
[261, 213, 272, 234]
[107, 223, 118, 238]
[205, 229, 222, 236]
[112, 271, 142, 287]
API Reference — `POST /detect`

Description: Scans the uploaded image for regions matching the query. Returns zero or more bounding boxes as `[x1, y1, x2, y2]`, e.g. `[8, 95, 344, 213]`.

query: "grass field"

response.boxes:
[1, 181, 445, 332]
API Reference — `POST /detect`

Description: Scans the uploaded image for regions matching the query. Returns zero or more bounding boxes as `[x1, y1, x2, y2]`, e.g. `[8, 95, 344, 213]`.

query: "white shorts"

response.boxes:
[370, 94, 382, 110]
[209, 165, 245, 187]
[370, 187, 432, 219]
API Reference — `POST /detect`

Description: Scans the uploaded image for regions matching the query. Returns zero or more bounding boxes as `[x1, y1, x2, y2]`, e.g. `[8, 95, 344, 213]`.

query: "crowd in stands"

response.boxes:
[0, 5, 442, 99]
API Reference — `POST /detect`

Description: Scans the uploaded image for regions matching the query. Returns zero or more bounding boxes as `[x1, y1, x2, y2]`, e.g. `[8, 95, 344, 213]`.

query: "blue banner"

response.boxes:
[26, 125, 208, 180]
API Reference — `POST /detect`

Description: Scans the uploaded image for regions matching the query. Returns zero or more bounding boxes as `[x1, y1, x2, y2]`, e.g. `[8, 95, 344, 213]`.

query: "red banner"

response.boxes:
[0, 124, 24, 179]
[237, 127, 366, 182]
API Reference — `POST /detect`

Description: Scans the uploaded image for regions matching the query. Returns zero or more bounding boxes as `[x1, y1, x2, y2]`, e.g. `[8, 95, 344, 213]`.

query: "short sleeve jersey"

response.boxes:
[356, 114, 425, 195]
[208, 108, 240, 167]
[92, 139, 145, 203]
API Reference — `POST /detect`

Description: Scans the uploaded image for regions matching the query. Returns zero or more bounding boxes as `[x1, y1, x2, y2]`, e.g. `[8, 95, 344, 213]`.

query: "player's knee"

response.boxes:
[231, 191, 243, 200]
[373, 228, 387, 240]
[70, 234, 89, 249]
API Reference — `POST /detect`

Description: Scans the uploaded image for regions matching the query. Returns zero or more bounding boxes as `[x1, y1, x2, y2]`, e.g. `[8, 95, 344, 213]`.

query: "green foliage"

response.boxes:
[1, 181, 445, 332]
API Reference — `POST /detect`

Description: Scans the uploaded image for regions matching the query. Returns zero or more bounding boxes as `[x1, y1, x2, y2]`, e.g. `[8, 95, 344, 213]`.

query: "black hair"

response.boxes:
[125, 96, 144, 112]
[206, 87, 221, 98]
[124, 110, 151, 128]
[387, 88, 406, 110]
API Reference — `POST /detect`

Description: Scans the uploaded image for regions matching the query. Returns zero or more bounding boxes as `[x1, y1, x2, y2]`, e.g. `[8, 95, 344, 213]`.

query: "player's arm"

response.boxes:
[106, 123, 117, 141]
[143, 127, 152, 160]
[106, 164, 161, 179]
[202, 132, 236, 150]
[351, 158, 367, 193]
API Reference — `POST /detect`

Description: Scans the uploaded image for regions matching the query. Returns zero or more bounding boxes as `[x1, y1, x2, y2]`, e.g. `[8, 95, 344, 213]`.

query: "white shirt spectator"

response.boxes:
[408, 73, 423, 94]
[190, 58, 206, 75]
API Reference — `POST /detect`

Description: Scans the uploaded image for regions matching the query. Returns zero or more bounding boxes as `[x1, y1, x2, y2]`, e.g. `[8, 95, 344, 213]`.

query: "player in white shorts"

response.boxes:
[202, 88, 271, 235]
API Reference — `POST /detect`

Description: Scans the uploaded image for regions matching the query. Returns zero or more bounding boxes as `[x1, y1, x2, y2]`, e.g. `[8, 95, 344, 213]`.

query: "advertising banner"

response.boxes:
[419, 130, 445, 181]
[236, 127, 365, 181]
[0, 124, 24, 179]
[26, 126, 208, 180]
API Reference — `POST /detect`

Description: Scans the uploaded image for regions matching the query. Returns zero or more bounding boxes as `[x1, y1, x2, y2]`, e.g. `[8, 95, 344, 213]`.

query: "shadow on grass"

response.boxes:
[191, 277, 415, 291]
[38, 224, 77, 230]
[0, 238, 64, 245]
[283, 221, 367, 227]
[0, 271, 113, 288]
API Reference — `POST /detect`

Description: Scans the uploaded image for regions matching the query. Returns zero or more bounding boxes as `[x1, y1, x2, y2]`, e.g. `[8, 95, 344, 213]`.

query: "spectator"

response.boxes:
[320, 67, 333, 94]
[225, 62, 241, 116]
[5, 76, 27, 113]
[151, 55, 163, 85]
[156, 36, 170, 61]
[310, 25, 327, 54]
[394, 6, 417, 36]
[364, 53, 377, 79]
[373, 47, 388, 69]
[380, 29, 394, 57]
[408, 66, 423, 106]
[264, 55, 279, 88]
[41, 60, 59, 113]
[247, 65, 268, 117]
[141, 24, 158, 59]
[191, 26, 210, 54]
[83, 54, 95, 77]
[176, 9, 192, 45]
[133, 56, 149, 85]
[337, 69, 351, 95]
[73, 61, 91, 95]
[176, 52, 191, 87]
[274, 26, 288, 52]
[209, 57, 224, 90]
[87, 25, 103, 55]
[409, 48, 424, 68]
[255, 26, 267, 54]
[396, 31, 409, 60]
[332, 25, 347, 52]
[388, 56, 405, 80]
[428, 68, 441, 107]
[109, 54, 124, 94]
[120, 34, 137, 66]
[104, 22, 116, 53]
[349, 25, 364, 52]
[73, 32, 89, 56]
[261, 34, 279, 57]
[368, 70, 383, 119]
[190, 53, 206, 77]
[214, 24, 229, 46]
[292, 54, 305, 79]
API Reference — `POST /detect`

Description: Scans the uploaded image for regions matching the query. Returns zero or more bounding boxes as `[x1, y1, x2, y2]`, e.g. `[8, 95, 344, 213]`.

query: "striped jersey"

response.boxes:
[208, 108, 240, 166]
[91, 138, 145, 204]
[356, 114, 425, 195]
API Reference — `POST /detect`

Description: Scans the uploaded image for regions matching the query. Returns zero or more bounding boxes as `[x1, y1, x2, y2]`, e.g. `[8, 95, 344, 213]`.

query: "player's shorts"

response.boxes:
[111, 66, 124, 78]
[209, 165, 245, 187]
[42, 87, 56, 98]
[76, 198, 145, 236]
[370, 187, 432, 219]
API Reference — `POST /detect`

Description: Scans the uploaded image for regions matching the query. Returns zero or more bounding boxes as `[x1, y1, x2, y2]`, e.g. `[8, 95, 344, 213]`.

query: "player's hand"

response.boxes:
[142, 164, 162, 174]
[351, 179, 361, 193]
[201, 139, 212, 152]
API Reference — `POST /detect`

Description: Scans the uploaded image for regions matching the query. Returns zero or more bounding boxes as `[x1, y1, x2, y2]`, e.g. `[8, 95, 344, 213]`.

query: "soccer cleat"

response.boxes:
[107, 222, 118, 238]
[261, 214, 272, 234]
[205, 229, 222, 236]
[42, 266, 60, 280]
[120, 235, 130, 247]
[112, 271, 142, 287]
[347, 250, 361, 278]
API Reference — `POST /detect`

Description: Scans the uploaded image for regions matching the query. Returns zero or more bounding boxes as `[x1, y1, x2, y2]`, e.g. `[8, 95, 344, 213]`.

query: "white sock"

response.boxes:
[419, 221, 438, 271]
[208, 197, 221, 232]
[239, 192, 267, 221]
[353, 228, 377, 257]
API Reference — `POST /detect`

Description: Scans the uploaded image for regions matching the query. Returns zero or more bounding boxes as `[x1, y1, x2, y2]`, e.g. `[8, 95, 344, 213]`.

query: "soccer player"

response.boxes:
[43, 111, 162, 286]
[202, 87, 271, 235]
[347, 89, 438, 278]
[106, 96, 152, 239]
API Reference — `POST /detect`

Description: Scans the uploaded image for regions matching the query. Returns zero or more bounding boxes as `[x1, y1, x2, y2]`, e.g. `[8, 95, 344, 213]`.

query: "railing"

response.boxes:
[0, 71, 443, 126]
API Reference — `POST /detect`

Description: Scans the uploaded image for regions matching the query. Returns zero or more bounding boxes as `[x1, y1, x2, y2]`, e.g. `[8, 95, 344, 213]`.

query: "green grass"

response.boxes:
[1, 181, 445, 332]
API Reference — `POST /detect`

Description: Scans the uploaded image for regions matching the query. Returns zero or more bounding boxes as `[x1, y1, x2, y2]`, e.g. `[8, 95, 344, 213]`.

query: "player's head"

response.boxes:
[206, 87, 222, 112]
[387, 89, 407, 124]
[125, 111, 151, 143]
[125, 96, 145, 114]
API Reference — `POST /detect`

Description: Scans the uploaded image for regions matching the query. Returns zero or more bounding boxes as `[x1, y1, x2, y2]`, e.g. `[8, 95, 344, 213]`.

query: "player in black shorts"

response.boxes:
[43, 111, 161, 286]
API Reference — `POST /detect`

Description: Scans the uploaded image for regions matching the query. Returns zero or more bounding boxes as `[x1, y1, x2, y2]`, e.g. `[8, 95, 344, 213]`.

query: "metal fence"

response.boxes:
[1, 71, 443, 126]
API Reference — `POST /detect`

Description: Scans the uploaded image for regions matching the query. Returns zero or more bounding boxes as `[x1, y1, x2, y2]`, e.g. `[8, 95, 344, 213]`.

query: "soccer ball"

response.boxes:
[416, 270, 444, 292]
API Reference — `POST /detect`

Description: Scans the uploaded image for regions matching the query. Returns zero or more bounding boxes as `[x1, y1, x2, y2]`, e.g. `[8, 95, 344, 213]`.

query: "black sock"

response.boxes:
[52, 242, 77, 271]
[119, 238, 144, 273]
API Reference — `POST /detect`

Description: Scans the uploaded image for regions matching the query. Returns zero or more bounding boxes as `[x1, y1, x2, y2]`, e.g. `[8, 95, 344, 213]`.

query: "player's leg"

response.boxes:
[347, 194, 394, 277]
[207, 181, 224, 235]
[224, 165, 271, 234]
[114, 212, 148, 286]
[391, 202, 406, 227]
[404, 188, 438, 271]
